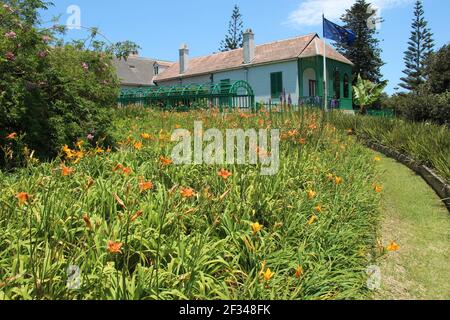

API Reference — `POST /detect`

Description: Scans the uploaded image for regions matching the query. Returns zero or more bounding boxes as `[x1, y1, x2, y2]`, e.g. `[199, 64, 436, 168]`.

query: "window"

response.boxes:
[270, 72, 283, 99]
[333, 69, 341, 99]
[154, 65, 159, 75]
[308, 80, 317, 97]
[343, 74, 350, 98]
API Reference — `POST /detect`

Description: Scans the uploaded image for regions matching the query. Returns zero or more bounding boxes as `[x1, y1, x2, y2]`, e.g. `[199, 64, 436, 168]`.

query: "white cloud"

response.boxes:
[287, 0, 413, 28]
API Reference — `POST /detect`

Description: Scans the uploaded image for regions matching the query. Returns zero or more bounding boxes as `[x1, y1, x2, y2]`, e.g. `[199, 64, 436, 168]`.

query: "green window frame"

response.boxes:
[270, 72, 283, 99]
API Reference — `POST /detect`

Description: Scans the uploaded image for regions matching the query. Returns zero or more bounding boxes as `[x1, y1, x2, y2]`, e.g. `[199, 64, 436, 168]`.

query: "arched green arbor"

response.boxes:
[118, 80, 255, 111]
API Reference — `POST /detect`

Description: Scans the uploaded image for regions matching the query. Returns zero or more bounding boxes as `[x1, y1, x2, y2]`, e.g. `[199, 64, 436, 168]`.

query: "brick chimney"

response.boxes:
[179, 43, 189, 74]
[243, 29, 255, 64]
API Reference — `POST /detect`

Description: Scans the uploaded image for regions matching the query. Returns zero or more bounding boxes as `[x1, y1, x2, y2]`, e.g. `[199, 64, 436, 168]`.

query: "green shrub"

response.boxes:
[0, 1, 119, 169]
[394, 92, 450, 125]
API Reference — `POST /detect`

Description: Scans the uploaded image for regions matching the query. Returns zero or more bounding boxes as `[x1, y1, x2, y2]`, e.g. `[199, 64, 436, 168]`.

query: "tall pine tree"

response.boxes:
[399, 0, 434, 92]
[219, 5, 244, 52]
[335, 0, 384, 84]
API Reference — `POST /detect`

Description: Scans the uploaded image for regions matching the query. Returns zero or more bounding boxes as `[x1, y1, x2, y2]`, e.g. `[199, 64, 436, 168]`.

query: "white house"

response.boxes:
[154, 30, 354, 110]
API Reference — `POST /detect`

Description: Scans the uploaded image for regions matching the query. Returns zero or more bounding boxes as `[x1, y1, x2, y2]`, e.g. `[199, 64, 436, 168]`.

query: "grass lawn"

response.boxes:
[373, 154, 450, 300]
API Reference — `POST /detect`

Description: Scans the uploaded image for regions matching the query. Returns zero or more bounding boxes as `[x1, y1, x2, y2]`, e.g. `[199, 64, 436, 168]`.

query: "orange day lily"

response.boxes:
[6, 132, 17, 140]
[335, 176, 343, 185]
[386, 241, 400, 252]
[180, 188, 195, 198]
[160, 156, 173, 166]
[16, 192, 30, 205]
[107, 241, 123, 254]
[139, 180, 153, 193]
[61, 165, 74, 176]
[141, 133, 151, 140]
[218, 169, 232, 180]
[374, 184, 383, 193]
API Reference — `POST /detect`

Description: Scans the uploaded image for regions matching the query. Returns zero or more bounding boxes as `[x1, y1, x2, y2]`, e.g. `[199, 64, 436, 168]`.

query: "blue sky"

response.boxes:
[40, 0, 449, 94]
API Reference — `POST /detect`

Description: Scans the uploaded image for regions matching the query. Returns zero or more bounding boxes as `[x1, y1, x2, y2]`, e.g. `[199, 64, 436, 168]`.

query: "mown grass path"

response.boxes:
[373, 153, 450, 300]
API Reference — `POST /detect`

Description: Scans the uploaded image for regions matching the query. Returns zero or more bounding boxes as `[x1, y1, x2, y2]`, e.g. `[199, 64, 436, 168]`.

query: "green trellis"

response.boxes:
[118, 80, 255, 111]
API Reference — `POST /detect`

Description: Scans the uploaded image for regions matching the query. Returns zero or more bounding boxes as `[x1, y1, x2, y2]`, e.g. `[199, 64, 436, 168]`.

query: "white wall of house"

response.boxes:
[157, 60, 300, 104]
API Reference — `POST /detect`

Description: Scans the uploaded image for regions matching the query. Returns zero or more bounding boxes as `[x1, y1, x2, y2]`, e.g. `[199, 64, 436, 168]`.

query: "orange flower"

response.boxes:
[218, 169, 232, 180]
[95, 146, 104, 154]
[374, 184, 383, 193]
[288, 130, 298, 137]
[307, 190, 316, 200]
[61, 165, 74, 176]
[139, 180, 153, 193]
[122, 167, 133, 175]
[251, 222, 263, 235]
[386, 241, 400, 252]
[335, 176, 343, 185]
[308, 215, 318, 225]
[308, 123, 318, 130]
[6, 132, 17, 140]
[299, 138, 307, 145]
[180, 188, 195, 198]
[160, 156, 173, 166]
[62, 145, 75, 159]
[133, 141, 143, 150]
[107, 240, 123, 254]
[315, 204, 322, 213]
[295, 265, 303, 279]
[16, 192, 30, 205]
[130, 210, 143, 222]
[141, 133, 151, 140]
[83, 214, 93, 230]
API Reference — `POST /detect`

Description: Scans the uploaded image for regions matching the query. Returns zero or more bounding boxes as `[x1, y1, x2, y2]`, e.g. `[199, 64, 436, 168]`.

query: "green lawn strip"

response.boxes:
[373, 153, 450, 300]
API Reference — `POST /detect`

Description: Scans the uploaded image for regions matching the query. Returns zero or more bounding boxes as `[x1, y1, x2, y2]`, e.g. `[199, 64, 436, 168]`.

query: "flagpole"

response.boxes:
[323, 14, 328, 112]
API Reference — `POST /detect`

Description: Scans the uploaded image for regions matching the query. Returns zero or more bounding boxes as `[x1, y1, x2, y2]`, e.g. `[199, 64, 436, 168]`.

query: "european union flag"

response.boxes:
[323, 17, 356, 46]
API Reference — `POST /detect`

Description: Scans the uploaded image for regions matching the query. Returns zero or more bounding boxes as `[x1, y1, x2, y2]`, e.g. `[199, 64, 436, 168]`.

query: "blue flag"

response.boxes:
[323, 17, 355, 46]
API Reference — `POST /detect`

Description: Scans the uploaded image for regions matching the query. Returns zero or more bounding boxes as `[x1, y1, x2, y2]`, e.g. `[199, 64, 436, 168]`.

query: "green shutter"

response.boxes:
[270, 72, 283, 99]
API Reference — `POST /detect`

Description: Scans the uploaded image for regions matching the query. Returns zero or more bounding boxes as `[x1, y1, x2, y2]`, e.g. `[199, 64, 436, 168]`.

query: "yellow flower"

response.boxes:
[374, 156, 382, 162]
[141, 133, 151, 140]
[386, 241, 400, 252]
[95, 146, 104, 154]
[307, 190, 316, 200]
[308, 215, 318, 225]
[133, 141, 143, 150]
[251, 222, 263, 235]
[263, 268, 274, 281]
[335, 176, 343, 185]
